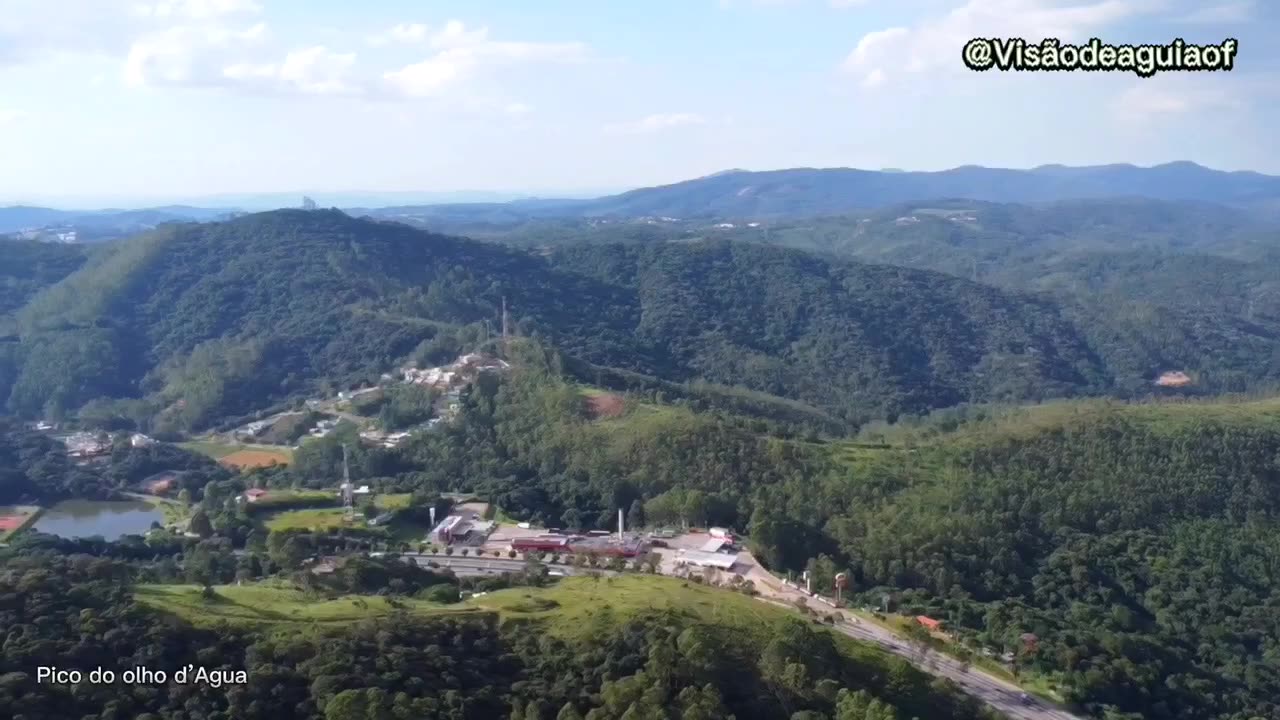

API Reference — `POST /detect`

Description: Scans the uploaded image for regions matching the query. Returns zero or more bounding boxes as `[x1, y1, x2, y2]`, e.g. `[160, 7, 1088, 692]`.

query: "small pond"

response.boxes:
[32, 499, 164, 540]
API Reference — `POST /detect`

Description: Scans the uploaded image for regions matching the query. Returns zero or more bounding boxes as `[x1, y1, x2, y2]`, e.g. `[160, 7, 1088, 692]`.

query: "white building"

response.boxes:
[679, 550, 737, 570]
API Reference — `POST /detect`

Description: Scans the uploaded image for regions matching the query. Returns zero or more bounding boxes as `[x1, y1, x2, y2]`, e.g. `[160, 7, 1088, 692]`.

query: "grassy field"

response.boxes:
[136, 574, 873, 658]
[469, 575, 813, 644]
[135, 581, 474, 626]
[126, 493, 190, 526]
[220, 448, 293, 469]
[374, 493, 413, 510]
[263, 507, 362, 532]
[182, 440, 294, 466]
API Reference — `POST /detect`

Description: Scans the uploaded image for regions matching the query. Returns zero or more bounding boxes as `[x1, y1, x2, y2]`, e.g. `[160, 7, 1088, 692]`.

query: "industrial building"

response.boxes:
[431, 514, 497, 545]
[432, 515, 467, 544]
[678, 549, 737, 570]
[511, 535, 573, 553]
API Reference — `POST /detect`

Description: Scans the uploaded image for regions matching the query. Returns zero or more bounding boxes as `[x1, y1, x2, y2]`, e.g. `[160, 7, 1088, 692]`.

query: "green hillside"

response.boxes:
[795, 396, 1280, 720]
[345, 362, 1280, 720]
[2, 209, 1135, 429]
[0, 239, 92, 321]
[3, 555, 994, 720]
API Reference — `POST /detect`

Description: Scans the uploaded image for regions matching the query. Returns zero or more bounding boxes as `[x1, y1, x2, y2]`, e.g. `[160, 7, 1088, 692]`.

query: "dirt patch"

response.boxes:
[220, 449, 291, 469]
[0, 515, 26, 531]
[585, 393, 626, 419]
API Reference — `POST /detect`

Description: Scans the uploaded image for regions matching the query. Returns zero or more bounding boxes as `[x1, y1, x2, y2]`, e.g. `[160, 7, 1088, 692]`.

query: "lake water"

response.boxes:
[32, 499, 164, 540]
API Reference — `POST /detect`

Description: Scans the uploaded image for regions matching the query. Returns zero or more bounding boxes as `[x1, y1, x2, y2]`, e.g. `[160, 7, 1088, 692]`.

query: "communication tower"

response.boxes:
[340, 444, 354, 520]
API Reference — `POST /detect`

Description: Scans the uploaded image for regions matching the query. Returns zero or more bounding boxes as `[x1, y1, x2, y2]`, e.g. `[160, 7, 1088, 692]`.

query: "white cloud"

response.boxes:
[368, 22, 429, 46]
[124, 22, 267, 87]
[1174, 1, 1252, 23]
[841, 0, 1150, 88]
[0, 109, 25, 124]
[605, 113, 708, 134]
[382, 21, 586, 98]
[224, 46, 358, 95]
[428, 20, 491, 50]
[504, 102, 533, 115]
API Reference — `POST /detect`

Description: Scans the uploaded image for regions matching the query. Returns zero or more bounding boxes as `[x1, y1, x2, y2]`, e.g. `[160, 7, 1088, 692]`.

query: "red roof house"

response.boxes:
[916, 616, 943, 632]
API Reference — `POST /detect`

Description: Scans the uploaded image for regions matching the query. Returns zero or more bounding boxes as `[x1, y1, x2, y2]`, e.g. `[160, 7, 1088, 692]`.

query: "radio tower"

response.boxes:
[340, 444, 354, 521]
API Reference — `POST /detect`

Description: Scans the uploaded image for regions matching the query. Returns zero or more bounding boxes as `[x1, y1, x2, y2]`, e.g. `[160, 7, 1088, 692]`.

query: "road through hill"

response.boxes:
[731, 550, 1087, 720]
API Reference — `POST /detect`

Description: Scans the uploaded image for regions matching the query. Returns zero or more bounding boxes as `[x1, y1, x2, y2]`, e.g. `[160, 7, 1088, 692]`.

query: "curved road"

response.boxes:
[735, 553, 1085, 720]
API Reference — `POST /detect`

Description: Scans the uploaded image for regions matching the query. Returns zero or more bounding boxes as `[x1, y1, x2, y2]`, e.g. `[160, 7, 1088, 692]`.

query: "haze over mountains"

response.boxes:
[7, 162, 1280, 241]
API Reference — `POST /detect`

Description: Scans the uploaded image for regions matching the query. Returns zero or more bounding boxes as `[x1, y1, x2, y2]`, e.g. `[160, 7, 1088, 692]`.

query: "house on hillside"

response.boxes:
[242, 488, 269, 503]
[915, 616, 942, 632]
[64, 432, 112, 460]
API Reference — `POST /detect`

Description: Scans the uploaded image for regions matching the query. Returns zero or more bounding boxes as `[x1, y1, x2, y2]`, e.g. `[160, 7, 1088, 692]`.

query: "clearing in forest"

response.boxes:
[583, 390, 626, 419]
[219, 448, 292, 469]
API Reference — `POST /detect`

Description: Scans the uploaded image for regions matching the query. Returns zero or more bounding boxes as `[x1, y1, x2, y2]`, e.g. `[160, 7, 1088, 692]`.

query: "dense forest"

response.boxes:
[1, 209, 1161, 430]
[482, 199, 1280, 398]
[0, 239, 91, 329]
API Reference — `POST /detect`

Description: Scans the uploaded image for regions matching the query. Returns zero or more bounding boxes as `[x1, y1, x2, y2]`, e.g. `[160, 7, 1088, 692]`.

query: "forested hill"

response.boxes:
[4, 209, 636, 428]
[474, 198, 1280, 396]
[1, 209, 1126, 430]
[0, 239, 92, 322]
[549, 241, 1109, 417]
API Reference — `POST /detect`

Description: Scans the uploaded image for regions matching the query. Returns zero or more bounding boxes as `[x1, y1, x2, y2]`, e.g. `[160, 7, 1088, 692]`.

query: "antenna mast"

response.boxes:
[341, 444, 354, 520]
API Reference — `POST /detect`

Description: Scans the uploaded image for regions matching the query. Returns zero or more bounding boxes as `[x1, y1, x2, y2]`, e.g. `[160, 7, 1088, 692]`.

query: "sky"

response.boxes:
[1, 0, 1277, 205]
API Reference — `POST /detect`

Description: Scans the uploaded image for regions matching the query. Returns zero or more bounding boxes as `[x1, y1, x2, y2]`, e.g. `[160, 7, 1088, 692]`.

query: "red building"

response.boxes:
[512, 536, 572, 552]
[916, 616, 943, 632]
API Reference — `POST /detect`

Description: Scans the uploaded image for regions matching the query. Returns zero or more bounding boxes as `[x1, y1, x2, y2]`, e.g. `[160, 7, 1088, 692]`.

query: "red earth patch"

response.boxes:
[585, 393, 626, 419]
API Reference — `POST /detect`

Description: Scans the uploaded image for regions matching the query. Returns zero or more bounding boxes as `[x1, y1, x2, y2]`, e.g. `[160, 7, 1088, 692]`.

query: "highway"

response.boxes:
[828, 614, 1083, 720]
[732, 552, 1086, 720]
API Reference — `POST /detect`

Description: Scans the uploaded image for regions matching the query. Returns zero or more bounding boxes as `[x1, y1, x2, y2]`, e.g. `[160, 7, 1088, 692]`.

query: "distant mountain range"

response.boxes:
[359, 161, 1280, 225]
[0, 205, 239, 239]
[7, 162, 1280, 241]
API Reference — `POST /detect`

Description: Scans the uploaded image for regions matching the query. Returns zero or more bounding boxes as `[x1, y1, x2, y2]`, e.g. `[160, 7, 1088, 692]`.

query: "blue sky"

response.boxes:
[1, 0, 1277, 205]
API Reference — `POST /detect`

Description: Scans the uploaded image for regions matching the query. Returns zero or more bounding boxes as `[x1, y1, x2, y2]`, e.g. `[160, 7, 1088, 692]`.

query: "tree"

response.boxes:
[626, 499, 645, 532]
[188, 509, 214, 538]
[555, 703, 584, 720]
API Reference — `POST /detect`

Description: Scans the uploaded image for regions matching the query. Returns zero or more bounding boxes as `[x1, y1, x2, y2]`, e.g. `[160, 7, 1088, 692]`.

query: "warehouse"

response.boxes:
[678, 549, 737, 570]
